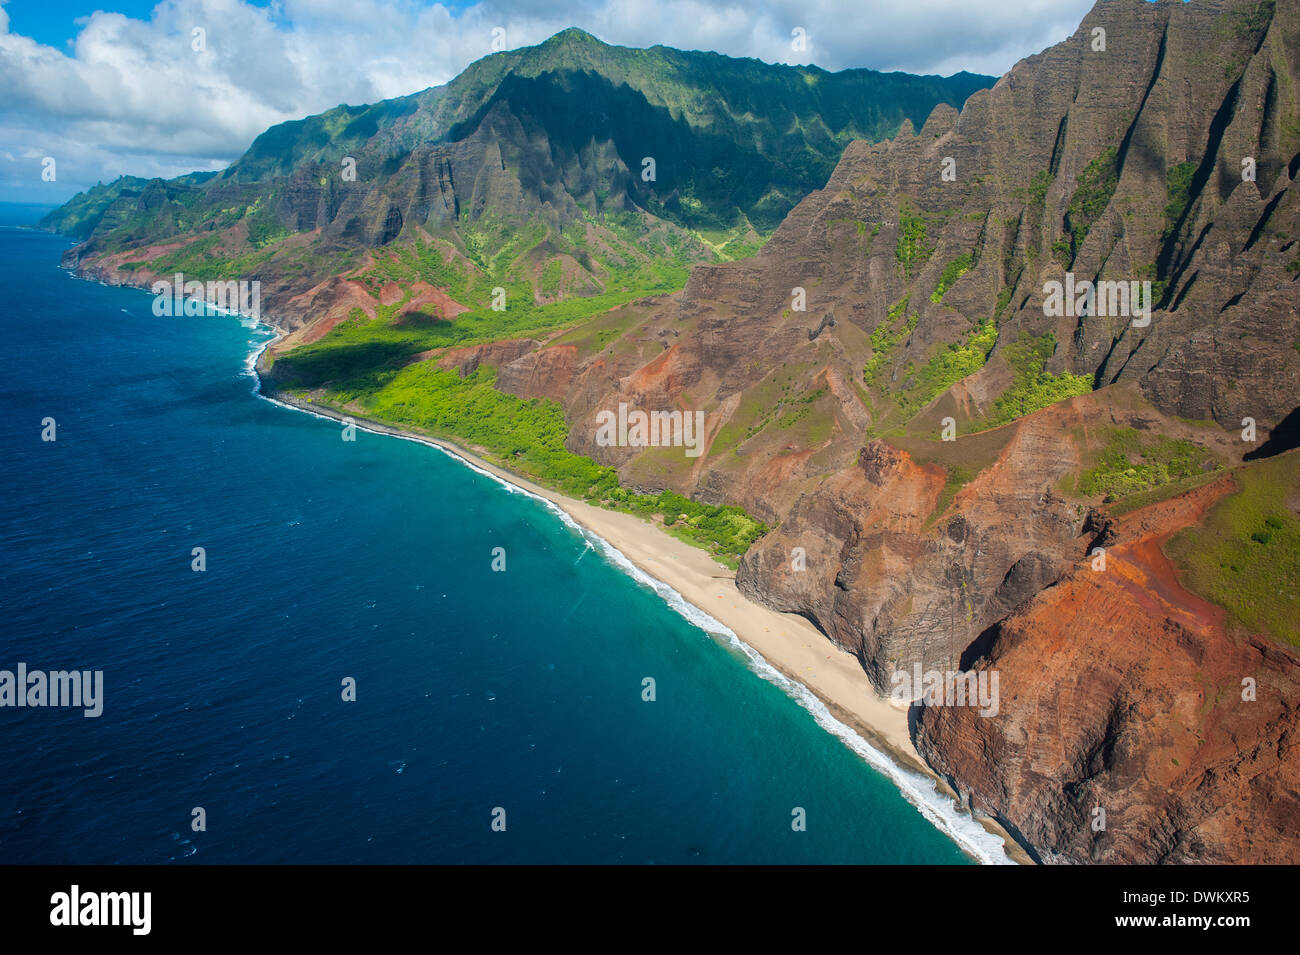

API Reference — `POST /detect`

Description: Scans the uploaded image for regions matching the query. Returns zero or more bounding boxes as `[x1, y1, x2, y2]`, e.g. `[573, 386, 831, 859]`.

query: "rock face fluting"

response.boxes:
[518, 0, 1299, 658]
[534, 0, 1299, 484]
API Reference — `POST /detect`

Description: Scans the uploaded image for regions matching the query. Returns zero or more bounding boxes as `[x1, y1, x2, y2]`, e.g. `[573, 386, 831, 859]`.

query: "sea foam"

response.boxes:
[248, 334, 1015, 866]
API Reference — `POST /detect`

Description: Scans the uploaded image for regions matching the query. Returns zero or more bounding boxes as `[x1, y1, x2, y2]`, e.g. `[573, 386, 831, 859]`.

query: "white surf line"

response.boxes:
[241, 332, 1013, 865]
[579, 533, 1015, 867]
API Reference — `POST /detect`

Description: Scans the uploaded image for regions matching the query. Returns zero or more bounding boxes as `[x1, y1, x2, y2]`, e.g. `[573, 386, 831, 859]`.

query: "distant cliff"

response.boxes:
[45, 29, 989, 331]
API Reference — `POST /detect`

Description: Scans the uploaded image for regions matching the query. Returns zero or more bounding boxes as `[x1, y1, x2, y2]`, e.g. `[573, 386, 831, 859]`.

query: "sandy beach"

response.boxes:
[263, 386, 1029, 864]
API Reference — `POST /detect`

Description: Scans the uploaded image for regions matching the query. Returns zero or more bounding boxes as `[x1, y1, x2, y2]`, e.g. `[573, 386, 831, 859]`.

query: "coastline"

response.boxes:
[257, 372, 1030, 865]
[48, 262, 1030, 864]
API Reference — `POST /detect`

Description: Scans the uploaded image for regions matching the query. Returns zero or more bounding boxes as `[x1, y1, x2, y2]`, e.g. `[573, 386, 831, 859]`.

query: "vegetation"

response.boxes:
[1134, 263, 1169, 309]
[863, 297, 916, 387]
[895, 317, 997, 416]
[929, 463, 978, 525]
[772, 387, 828, 430]
[896, 205, 935, 279]
[993, 284, 1014, 318]
[317, 363, 765, 563]
[265, 218, 707, 396]
[610, 491, 768, 567]
[983, 332, 1093, 427]
[931, 253, 973, 303]
[244, 196, 293, 249]
[1161, 160, 1199, 244]
[43, 35, 992, 254]
[709, 364, 818, 455]
[1228, 0, 1276, 41]
[1167, 452, 1300, 646]
[250, 220, 776, 561]
[1058, 147, 1119, 266]
[272, 286, 654, 398]
[366, 363, 602, 491]
[1076, 427, 1215, 500]
[1024, 170, 1052, 260]
[268, 261, 770, 561]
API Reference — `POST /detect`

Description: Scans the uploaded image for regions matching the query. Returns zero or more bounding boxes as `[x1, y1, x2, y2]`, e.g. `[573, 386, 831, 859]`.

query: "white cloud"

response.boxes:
[0, 0, 1093, 201]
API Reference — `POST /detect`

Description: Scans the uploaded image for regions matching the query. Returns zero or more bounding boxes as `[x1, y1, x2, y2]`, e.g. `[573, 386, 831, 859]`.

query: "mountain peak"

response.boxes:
[538, 27, 606, 49]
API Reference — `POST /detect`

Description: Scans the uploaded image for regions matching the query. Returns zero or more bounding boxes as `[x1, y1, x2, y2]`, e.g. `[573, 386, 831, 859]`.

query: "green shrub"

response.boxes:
[896, 204, 934, 278]
[984, 332, 1092, 427]
[930, 253, 973, 303]
[864, 297, 913, 387]
[1161, 160, 1198, 243]
[1077, 428, 1210, 499]
[897, 317, 996, 415]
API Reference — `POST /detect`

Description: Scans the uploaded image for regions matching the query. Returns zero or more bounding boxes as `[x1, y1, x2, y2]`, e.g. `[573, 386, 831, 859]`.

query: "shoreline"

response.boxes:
[258, 373, 1029, 865]
[52, 264, 1030, 864]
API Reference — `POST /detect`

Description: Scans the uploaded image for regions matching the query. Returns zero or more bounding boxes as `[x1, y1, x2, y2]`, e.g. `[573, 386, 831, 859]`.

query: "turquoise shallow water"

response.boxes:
[0, 216, 992, 864]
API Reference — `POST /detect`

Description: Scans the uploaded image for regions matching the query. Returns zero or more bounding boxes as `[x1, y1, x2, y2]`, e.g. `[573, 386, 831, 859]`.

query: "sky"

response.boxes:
[0, 0, 1095, 203]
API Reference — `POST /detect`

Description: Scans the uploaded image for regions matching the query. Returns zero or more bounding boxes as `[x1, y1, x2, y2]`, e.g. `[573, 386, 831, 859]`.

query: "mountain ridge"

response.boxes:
[44, 30, 991, 286]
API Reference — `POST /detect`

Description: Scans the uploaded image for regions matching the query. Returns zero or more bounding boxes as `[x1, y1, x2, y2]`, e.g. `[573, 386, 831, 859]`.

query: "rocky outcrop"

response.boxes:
[913, 473, 1300, 864]
[434, 338, 537, 376]
[736, 395, 1107, 689]
[496, 344, 580, 402]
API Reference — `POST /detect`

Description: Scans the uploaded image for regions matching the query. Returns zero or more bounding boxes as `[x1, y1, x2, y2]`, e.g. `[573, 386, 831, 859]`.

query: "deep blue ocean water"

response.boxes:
[0, 210, 996, 864]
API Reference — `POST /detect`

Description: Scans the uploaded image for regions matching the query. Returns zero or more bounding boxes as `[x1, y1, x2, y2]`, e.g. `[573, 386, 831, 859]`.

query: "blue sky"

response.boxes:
[0, 0, 1095, 204]
[11, 0, 213, 47]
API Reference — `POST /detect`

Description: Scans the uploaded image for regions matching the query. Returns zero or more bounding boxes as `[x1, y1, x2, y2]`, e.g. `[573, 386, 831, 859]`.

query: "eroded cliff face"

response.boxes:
[913, 472, 1300, 864]
[735, 400, 1096, 689]
[468, 0, 1299, 652]
[460, 0, 1299, 505]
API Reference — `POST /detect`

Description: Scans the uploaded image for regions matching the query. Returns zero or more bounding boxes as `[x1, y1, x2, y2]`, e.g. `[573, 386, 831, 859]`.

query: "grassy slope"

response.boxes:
[268, 229, 767, 565]
[1166, 451, 1300, 647]
[1066, 426, 1224, 513]
[293, 364, 766, 567]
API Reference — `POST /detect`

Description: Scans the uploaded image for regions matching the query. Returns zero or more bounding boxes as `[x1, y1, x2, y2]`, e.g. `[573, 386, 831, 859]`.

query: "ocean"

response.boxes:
[0, 208, 999, 864]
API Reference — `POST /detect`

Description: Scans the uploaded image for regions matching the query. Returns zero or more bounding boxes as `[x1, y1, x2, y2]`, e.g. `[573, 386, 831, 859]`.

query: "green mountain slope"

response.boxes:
[43, 29, 990, 316]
